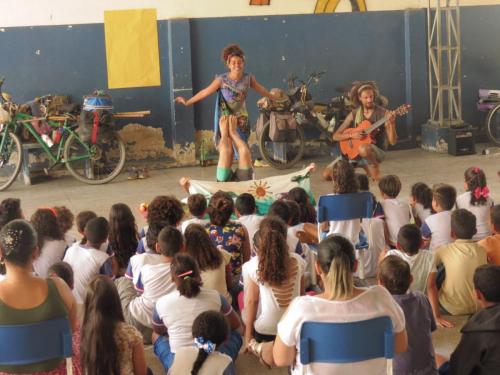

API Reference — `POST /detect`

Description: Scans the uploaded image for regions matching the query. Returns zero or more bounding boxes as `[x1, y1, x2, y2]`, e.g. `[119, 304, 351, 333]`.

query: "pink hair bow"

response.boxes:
[473, 186, 489, 200]
[473, 167, 481, 173]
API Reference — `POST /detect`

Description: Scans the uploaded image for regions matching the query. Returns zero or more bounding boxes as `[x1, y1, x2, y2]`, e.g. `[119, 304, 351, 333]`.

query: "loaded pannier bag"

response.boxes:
[78, 91, 114, 143]
[269, 111, 297, 142]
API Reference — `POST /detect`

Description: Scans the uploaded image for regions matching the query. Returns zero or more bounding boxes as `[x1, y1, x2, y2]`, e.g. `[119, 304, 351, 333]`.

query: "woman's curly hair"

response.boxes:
[54, 206, 74, 234]
[208, 191, 234, 227]
[221, 44, 245, 64]
[147, 195, 184, 227]
[31, 208, 64, 248]
[0, 198, 22, 229]
[332, 160, 358, 194]
[257, 216, 289, 286]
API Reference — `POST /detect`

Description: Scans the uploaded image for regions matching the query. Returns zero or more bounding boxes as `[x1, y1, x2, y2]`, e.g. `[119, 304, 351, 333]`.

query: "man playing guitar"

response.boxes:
[322, 81, 397, 181]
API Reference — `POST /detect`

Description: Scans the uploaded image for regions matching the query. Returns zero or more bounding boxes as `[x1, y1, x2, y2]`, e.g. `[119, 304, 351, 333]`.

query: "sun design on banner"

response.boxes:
[248, 180, 273, 200]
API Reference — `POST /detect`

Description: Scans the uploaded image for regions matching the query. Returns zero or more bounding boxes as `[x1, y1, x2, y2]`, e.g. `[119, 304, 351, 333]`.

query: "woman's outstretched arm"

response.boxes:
[175, 78, 221, 106]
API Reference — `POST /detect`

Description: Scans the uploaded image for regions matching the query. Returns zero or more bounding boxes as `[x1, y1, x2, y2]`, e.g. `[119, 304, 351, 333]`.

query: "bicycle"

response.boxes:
[256, 71, 349, 170]
[478, 89, 500, 147]
[0, 77, 126, 191]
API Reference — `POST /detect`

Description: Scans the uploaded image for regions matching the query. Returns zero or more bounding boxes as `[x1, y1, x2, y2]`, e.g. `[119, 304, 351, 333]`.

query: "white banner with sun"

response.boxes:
[187, 165, 315, 214]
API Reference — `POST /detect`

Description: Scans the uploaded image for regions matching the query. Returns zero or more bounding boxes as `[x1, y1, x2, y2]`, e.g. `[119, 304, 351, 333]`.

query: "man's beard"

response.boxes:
[364, 103, 374, 109]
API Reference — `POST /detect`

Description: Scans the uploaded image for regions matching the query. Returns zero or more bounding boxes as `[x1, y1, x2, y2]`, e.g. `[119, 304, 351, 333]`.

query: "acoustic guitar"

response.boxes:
[339, 104, 411, 160]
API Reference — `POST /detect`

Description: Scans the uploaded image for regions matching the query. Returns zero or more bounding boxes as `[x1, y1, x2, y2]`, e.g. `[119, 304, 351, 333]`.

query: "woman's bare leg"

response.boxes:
[227, 115, 252, 170]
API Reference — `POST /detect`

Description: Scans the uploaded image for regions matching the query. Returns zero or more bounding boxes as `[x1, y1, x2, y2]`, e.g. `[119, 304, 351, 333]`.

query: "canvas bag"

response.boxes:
[269, 111, 297, 142]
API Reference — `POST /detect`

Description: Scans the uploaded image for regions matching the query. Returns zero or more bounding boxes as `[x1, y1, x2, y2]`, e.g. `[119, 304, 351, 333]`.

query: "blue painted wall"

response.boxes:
[0, 5, 499, 162]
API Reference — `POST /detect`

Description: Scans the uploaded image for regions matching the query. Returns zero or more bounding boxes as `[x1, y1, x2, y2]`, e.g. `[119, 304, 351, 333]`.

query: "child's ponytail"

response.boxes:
[191, 311, 229, 375]
[172, 253, 202, 298]
[465, 167, 489, 206]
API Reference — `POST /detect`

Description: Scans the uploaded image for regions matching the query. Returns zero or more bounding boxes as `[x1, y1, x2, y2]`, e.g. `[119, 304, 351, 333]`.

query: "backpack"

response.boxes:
[78, 91, 114, 143]
[269, 111, 297, 142]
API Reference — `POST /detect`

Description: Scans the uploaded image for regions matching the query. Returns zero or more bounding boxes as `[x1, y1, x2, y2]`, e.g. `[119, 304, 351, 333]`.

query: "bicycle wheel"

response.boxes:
[485, 104, 500, 147]
[258, 120, 305, 170]
[0, 131, 22, 191]
[64, 131, 126, 184]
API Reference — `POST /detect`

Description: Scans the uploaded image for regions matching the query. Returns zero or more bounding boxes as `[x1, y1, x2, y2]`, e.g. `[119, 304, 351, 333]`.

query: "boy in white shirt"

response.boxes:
[378, 175, 410, 248]
[125, 221, 168, 289]
[385, 224, 436, 292]
[180, 193, 209, 234]
[63, 217, 113, 303]
[116, 226, 184, 344]
[421, 183, 457, 251]
[235, 193, 263, 254]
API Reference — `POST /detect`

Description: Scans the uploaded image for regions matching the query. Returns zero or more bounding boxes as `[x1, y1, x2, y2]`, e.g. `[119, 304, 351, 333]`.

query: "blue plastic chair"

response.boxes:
[0, 317, 73, 374]
[300, 317, 394, 374]
[316, 192, 374, 279]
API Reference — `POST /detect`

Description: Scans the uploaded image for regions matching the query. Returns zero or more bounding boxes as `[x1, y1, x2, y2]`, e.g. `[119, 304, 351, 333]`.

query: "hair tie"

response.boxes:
[177, 270, 193, 279]
[473, 186, 489, 200]
[473, 167, 481, 174]
[194, 336, 215, 354]
[41, 207, 58, 218]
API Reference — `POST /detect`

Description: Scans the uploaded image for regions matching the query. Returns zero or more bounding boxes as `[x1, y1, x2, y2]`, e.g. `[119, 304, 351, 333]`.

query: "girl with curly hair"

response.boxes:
[175, 44, 279, 182]
[108, 203, 139, 276]
[456, 166, 494, 241]
[54, 206, 76, 246]
[31, 208, 67, 278]
[243, 216, 305, 346]
[0, 197, 23, 229]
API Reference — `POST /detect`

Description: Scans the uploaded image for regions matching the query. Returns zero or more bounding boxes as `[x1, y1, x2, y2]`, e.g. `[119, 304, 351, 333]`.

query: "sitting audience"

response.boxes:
[0, 197, 23, 229]
[48, 261, 75, 290]
[378, 175, 410, 248]
[152, 253, 242, 370]
[185, 223, 232, 303]
[287, 186, 317, 224]
[456, 167, 494, 241]
[31, 208, 67, 278]
[54, 206, 76, 246]
[478, 204, 500, 265]
[427, 209, 488, 327]
[268, 200, 303, 256]
[181, 193, 209, 234]
[74, 210, 97, 245]
[235, 193, 263, 250]
[385, 224, 436, 293]
[421, 183, 456, 251]
[81, 275, 149, 375]
[0, 219, 78, 373]
[243, 217, 305, 345]
[379, 255, 437, 375]
[64, 217, 113, 303]
[169, 311, 236, 375]
[108, 203, 139, 277]
[256, 235, 407, 374]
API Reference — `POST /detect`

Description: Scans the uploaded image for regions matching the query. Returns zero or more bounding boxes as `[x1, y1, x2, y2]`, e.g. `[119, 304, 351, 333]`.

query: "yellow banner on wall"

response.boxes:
[104, 9, 161, 89]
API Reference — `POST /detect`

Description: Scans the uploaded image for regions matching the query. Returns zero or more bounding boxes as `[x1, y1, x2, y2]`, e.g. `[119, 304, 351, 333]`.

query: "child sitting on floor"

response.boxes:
[169, 311, 236, 375]
[235, 193, 263, 249]
[427, 209, 488, 327]
[409, 182, 433, 227]
[181, 193, 209, 234]
[378, 175, 410, 248]
[63, 217, 113, 303]
[421, 183, 456, 251]
[48, 261, 74, 290]
[456, 166, 494, 241]
[385, 224, 436, 293]
[478, 204, 500, 265]
[74, 210, 97, 245]
[379, 255, 437, 375]
[54, 206, 76, 246]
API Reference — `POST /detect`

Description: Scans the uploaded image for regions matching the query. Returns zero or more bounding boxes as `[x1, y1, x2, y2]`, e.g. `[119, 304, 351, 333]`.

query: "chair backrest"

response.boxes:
[317, 192, 374, 222]
[299, 316, 394, 365]
[0, 317, 72, 366]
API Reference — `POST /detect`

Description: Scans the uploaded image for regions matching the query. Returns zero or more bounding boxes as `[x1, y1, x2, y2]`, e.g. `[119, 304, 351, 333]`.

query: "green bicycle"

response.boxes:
[0, 77, 126, 191]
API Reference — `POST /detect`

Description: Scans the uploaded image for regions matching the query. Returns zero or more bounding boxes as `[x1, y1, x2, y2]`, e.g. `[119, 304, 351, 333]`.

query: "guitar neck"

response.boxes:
[366, 115, 392, 134]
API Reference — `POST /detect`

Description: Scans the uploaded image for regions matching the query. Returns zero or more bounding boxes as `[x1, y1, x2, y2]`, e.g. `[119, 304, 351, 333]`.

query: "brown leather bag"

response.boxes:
[269, 111, 297, 142]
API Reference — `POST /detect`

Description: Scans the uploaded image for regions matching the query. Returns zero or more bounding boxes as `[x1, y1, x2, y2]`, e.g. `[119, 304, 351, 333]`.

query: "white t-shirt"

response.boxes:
[181, 217, 210, 234]
[385, 249, 436, 293]
[356, 218, 385, 278]
[154, 288, 231, 353]
[277, 286, 405, 375]
[33, 239, 68, 278]
[238, 214, 264, 250]
[63, 242, 111, 303]
[125, 252, 163, 287]
[421, 211, 452, 251]
[413, 203, 431, 224]
[456, 192, 494, 241]
[129, 262, 176, 327]
[245, 252, 305, 335]
[380, 199, 410, 246]
[328, 219, 361, 246]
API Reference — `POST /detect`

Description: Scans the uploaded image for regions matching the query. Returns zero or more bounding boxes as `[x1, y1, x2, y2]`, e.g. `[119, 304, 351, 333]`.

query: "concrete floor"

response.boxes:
[4, 146, 500, 374]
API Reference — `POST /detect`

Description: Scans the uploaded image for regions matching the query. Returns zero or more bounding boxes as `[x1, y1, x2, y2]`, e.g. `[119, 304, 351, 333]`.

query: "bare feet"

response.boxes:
[179, 177, 190, 194]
